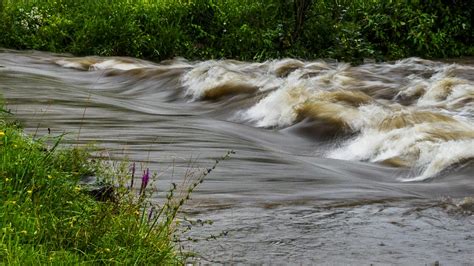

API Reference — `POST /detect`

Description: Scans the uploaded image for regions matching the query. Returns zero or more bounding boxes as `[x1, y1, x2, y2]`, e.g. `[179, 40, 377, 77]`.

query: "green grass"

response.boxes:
[0, 0, 472, 62]
[0, 104, 225, 264]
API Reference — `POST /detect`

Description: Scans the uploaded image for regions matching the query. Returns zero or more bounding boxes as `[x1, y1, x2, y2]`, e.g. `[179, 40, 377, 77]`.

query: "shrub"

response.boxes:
[0, 0, 472, 62]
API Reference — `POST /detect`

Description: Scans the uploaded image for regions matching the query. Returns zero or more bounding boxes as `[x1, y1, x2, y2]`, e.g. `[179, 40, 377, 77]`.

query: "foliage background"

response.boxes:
[0, 0, 472, 62]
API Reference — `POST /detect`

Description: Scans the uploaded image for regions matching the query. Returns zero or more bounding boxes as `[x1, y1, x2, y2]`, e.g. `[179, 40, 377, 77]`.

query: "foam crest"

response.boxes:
[55, 58, 100, 70]
[330, 113, 474, 181]
[269, 58, 304, 77]
[244, 86, 311, 127]
[89, 59, 148, 71]
[405, 140, 474, 181]
[295, 90, 373, 130]
[242, 64, 360, 127]
[417, 77, 467, 105]
[396, 64, 474, 120]
[182, 61, 282, 100]
[55, 58, 150, 71]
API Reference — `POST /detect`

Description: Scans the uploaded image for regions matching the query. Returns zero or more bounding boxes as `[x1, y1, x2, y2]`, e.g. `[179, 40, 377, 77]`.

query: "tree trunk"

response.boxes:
[293, 0, 312, 41]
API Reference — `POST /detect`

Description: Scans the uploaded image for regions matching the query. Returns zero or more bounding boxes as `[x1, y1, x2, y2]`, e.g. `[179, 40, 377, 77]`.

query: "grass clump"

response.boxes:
[0, 106, 218, 264]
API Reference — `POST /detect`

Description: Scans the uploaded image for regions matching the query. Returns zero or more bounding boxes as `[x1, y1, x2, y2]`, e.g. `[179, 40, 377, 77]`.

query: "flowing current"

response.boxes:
[1, 50, 473, 264]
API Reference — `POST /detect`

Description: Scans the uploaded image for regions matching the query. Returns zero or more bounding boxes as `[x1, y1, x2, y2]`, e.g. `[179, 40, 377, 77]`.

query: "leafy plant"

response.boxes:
[0, 0, 472, 62]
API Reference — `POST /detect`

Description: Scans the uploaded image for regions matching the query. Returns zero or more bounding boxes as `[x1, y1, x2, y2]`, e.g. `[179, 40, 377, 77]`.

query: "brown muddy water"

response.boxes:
[1, 49, 473, 264]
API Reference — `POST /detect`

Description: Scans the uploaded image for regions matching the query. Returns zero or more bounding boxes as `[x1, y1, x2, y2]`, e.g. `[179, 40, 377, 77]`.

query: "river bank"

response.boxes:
[0, 105, 197, 264]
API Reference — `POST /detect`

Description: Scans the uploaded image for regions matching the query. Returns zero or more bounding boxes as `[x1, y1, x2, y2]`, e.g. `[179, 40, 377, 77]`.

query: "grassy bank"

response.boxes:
[0, 106, 205, 264]
[0, 0, 472, 62]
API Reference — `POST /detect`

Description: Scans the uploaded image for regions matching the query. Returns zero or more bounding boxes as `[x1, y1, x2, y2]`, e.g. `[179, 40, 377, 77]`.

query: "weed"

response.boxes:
[0, 103, 232, 264]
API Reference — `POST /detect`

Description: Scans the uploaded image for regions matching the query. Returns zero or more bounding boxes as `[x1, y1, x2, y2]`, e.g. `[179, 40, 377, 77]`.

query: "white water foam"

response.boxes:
[53, 55, 474, 181]
[181, 60, 283, 100]
[89, 59, 149, 71]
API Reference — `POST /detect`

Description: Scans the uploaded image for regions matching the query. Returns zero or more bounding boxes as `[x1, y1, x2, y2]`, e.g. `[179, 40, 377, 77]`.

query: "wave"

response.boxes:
[53, 56, 474, 181]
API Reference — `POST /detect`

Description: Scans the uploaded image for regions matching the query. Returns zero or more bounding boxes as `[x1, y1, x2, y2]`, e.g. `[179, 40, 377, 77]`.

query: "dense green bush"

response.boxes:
[0, 0, 472, 62]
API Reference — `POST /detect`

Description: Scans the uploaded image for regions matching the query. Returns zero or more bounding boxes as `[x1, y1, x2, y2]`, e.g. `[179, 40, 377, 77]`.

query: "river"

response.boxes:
[1, 49, 473, 264]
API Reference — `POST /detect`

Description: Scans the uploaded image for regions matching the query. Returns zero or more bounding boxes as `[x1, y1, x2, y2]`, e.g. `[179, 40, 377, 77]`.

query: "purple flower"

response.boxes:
[140, 168, 150, 196]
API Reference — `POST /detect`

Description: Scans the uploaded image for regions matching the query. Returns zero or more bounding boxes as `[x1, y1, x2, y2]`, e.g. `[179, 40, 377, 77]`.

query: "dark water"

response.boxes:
[1, 49, 473, 264]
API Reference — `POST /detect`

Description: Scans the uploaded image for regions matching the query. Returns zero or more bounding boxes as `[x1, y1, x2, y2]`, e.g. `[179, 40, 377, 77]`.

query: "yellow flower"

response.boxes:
[47, 175, 53, 179]
[0, 131, 5, 137]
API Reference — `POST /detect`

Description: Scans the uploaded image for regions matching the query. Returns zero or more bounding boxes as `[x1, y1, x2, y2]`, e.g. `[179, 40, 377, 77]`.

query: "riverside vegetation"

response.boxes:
[0, 104, 230, 264]
[0, 0, 472, 63]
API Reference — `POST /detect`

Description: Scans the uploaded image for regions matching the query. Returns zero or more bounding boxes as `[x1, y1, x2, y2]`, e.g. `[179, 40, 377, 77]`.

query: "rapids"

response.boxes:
[1, 49, 473, 263]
